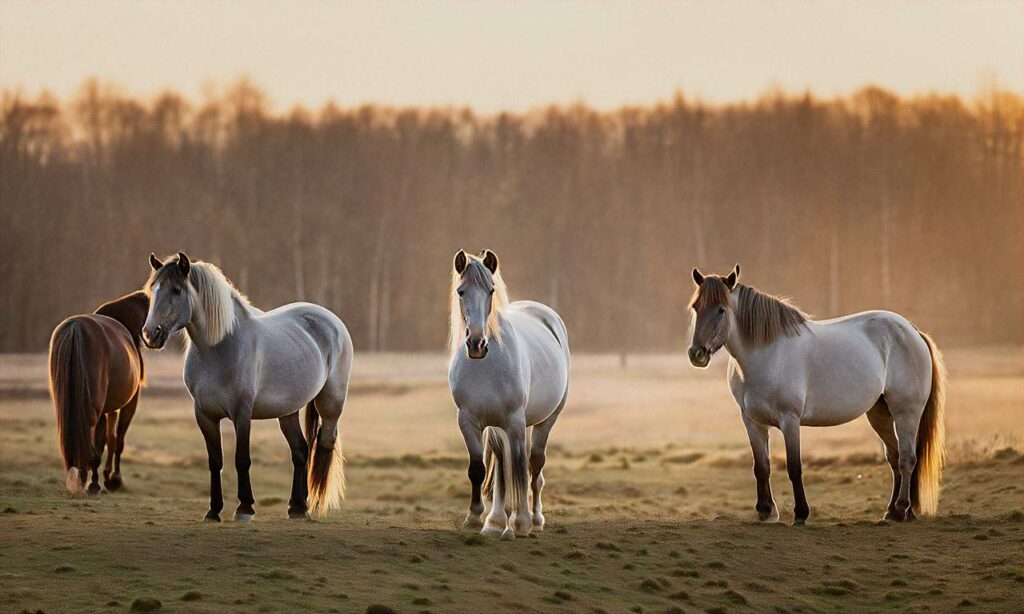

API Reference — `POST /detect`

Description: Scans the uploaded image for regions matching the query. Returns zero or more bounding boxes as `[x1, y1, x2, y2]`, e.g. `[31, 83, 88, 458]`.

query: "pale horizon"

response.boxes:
[1, 0, 1021, 113]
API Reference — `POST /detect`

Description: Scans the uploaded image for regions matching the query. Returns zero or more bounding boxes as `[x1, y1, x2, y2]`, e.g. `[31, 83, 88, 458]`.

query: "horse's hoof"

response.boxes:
[513, 519, 532, 537]
[481, 521, 505, 537]
[87, 484, 101, 496]
[104, 475, 123, 491]
[463, 515, 484, 530]
[884, 509, 906, 522]
[757, 508, 778, 522]
[532, 514, 545, 532]
[234, 512, 255, 522]
[500, 528, 516, 541]
[792, 518, 807, 526]
[203, 512, 221, 523]
[288, 509, 310, 520]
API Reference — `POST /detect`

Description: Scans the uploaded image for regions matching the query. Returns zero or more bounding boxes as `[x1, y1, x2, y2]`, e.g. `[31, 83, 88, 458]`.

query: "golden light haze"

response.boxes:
[1, 0, 1021, 112]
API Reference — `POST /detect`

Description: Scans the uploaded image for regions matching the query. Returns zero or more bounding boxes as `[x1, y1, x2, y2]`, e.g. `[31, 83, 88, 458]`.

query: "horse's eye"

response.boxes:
[457, 289, 464, 297]
[172, 287, 182, 296]
[489, 289, 494, 295]
[718, 306, 726, 314]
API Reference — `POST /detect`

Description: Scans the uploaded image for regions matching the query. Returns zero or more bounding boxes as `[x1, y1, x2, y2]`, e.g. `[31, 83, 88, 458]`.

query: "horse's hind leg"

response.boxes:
[107, 391, 139, 491]
[88, 414, 107, 495]
[102, 412, 117, 489]
[889, 399, 923, 522]
[528, 395, 567, 531]
[279, 412, 310, 519]
[866, 399, 902, 521]
[457, 411, 485, 529]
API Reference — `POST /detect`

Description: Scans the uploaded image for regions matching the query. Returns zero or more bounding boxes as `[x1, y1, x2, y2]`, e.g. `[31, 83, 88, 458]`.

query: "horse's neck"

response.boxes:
[186, 296, 251, 354]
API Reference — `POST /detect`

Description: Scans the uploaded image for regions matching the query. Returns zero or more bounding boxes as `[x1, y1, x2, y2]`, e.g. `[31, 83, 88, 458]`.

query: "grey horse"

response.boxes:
[142, 253, 352, 521]
[448, 250, 570, 540]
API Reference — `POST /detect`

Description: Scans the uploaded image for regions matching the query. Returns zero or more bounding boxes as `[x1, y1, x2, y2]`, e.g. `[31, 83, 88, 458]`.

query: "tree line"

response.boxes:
[1, 79, 1021, 353]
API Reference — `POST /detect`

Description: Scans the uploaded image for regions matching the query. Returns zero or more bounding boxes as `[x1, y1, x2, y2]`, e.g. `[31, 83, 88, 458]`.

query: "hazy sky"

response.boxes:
[1, 1, 1021, 112]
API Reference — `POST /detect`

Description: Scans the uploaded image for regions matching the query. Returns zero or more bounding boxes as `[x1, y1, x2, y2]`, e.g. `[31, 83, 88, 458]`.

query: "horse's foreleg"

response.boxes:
[232, 412, 256, 521]
[779, 416, 809, 524]
[87, 417, 107, 495]
[507, 418, 533, 538]
[742, 416, 777, 522]
[457, 411, 485, 530]
[108, 391, 139, 491]
[278, 412, 309, 519]
[195, 407, 223, 522]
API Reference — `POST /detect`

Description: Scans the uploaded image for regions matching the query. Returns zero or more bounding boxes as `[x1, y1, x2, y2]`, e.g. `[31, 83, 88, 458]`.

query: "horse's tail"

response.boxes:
[481, 427, 499, 501]
[305, 400, 345, 517]
[483, 427, 528, 520]
[48, 320, 92, 495]
[912, 331, 947, 517]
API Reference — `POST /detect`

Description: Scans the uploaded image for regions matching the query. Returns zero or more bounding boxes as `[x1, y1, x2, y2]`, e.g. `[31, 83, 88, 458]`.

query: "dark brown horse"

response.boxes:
[48, 291, 149, 494]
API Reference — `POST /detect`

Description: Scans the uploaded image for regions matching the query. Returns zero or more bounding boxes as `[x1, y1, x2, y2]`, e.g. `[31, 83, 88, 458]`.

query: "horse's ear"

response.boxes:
[454, 250, 468, 274]
[176, 252, 191, 277]
[725, 264, 740, 290]
[692, 268, 704, 286]
[482, 250, 498, 274]
[149, 253, 163, 271]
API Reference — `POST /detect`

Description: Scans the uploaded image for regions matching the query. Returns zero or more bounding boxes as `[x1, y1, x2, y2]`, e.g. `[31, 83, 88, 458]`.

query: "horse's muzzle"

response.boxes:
[142, 325, 168, 349]
[466, 337, 488, 359]
[688, 345, 711, 369]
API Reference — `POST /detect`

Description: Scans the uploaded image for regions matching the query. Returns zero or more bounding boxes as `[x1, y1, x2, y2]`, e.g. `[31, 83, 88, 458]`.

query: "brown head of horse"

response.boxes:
[48, 290, 149, 494]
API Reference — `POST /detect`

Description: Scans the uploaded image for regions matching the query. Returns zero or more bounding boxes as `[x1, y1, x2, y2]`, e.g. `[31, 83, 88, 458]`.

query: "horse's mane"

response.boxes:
[147, 260, 251, 346]
[690, 278, 809, 347]
[448, 256, 509, 357]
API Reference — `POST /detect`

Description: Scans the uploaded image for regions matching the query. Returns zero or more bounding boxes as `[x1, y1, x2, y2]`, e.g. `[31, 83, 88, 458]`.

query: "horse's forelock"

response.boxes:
[689, 277, 731, 312]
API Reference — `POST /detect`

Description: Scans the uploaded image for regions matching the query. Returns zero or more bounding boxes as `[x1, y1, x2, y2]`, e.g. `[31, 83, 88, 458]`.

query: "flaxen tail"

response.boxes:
[912, 331, 946, 516]
[48, 320, 92, 495]
[481, 427, 503, 504]
[481, 427, 528, 518]
[305, 400, 345, 517]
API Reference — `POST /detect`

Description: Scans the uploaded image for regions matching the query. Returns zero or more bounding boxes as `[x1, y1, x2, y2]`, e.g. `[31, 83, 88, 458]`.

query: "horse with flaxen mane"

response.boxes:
[448, 250, 571, 540]
[687, 265, 945, 524]
[142, 253, 351, 521]
[48, 291, 149, 494]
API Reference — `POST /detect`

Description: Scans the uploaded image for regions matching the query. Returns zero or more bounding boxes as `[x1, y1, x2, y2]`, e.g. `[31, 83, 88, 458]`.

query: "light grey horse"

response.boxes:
[448, 250, 570, 540]
[142, 253, 352, 521]
[688, 265, 946, 524]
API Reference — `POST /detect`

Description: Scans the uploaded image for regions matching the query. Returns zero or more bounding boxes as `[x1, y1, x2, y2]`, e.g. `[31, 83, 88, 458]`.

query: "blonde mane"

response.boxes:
[147, 260, 250, 346]
[690, 278, 809, 347]
[448, 256, 510, 357]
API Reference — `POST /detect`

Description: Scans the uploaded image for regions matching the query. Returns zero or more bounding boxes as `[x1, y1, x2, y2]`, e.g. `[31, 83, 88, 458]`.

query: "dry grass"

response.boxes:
[1, 347, 1022, 612]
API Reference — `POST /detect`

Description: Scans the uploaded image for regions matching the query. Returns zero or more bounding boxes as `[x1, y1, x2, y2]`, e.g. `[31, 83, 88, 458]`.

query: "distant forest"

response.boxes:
[1, 80, 1021, 352]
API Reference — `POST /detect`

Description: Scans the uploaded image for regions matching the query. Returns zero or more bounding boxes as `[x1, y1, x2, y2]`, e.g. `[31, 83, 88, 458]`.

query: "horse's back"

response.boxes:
[51, 314, 141, 411]
[800, 310, 930, 422]
[249, 302, 352, 417]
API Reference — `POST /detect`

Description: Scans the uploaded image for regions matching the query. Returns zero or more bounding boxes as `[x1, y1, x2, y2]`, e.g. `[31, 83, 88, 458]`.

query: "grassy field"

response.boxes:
[1, 347, 1022, 613]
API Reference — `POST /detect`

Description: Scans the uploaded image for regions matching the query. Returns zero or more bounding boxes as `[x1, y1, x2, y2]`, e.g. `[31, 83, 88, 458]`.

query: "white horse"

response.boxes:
[688, 265, 946, 524]
[142, 253, 352, 521]
[448, 250, 571, 540]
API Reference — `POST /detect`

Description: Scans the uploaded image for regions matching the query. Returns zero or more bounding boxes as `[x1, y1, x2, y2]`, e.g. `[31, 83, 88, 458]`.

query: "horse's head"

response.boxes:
[687, 264, 740, 368]
[453, 249, 500, 359]
[142, 252, 193, 349]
